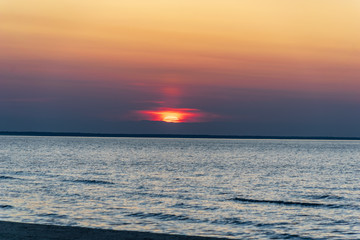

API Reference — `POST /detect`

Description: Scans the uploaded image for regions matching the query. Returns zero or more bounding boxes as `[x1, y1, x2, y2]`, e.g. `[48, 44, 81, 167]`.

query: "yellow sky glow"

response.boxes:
[1, 0, 360, 92]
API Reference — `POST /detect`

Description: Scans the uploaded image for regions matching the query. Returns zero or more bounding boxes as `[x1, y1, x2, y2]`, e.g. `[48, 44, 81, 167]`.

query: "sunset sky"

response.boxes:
[1, 0, 360, 136]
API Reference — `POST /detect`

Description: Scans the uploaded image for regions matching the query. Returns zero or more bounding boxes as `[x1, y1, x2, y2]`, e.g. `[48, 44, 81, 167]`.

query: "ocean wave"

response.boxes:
[268, 232, 316, 240]
[37, 213, 68, 219]
[212, 217, 253, 225]
[64, 179, 114, 185]
[126, 212, 192, 222]
[304, 194, 345, 200]
[255, 222, 291, 227]
[0, 175, 17, 180]
[131, 191, 171, 199]
[231, 197, 343, 208]
[171, 202, 218, 211]
[0, 205, 13, 209]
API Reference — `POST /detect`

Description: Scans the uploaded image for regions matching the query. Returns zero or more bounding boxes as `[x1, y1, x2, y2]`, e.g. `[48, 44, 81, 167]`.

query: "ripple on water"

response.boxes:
[231, 197, 352, 209]
[126, 212, 198, 222]
[0, 175, 17, 180]
[171, 202, 219, 211]
[303, 194, 345, 200]
[36, 213, 68, 219]
[63, 179, 115, 185]
[0, 205, 14, 209]
[211, 218, 253, 226]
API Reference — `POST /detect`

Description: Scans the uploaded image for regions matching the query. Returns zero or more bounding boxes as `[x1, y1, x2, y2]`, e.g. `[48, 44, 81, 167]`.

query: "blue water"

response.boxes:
[0, 136, 359, 239]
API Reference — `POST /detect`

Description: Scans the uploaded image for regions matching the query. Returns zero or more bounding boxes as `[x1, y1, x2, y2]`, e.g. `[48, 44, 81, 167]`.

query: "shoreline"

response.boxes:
[0, 221, 231, 240]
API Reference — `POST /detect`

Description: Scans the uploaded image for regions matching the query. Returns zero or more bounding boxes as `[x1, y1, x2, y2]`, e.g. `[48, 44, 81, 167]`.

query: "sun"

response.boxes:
[162, 112, 181, 123]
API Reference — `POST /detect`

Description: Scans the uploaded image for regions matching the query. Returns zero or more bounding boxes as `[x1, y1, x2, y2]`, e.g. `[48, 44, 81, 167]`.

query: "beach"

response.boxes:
[0, 221, 229, 240]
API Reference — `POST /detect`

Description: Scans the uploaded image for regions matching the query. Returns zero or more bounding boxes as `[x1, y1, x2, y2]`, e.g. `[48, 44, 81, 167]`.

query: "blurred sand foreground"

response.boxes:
[0, 221, 229, 240]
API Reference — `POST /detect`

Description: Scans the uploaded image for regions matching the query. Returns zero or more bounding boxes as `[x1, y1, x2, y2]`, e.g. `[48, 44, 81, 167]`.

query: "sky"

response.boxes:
[1, 0, 360, 136]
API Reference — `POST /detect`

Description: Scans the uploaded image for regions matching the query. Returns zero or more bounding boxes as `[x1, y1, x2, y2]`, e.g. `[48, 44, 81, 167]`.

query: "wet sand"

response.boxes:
[0, 221, 230, 240]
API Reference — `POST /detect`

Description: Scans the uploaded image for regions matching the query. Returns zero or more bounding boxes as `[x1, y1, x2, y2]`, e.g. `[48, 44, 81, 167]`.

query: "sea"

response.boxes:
[0, 136, 359, 239]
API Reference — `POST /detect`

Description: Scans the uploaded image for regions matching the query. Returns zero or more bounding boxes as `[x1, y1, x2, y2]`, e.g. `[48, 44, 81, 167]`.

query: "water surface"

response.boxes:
[0, 136, 359, 239]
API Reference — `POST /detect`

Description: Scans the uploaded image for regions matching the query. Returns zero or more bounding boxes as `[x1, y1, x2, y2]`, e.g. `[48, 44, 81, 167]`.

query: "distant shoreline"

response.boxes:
[0, 131, 359, 140]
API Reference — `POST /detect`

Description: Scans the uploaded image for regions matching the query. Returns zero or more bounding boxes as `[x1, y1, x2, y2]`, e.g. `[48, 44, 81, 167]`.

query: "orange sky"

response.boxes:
[1, 1, 360, 132]
[1, 0, 360, 90]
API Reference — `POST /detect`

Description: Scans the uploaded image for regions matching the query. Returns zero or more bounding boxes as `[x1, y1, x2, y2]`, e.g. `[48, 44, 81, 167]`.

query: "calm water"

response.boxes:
[0, 136, 359, 239]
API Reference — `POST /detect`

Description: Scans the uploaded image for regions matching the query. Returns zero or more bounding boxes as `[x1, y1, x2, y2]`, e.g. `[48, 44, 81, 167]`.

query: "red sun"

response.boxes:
[162, 112, 181, 123]
[135, 108, 212, 123]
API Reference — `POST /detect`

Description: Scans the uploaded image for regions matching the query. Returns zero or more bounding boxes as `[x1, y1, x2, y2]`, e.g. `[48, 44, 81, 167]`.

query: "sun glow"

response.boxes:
[135, 108, 214, 123]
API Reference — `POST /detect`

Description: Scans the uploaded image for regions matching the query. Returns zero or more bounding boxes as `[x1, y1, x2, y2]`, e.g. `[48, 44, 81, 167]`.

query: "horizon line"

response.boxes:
[0, 131, 360, 140]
